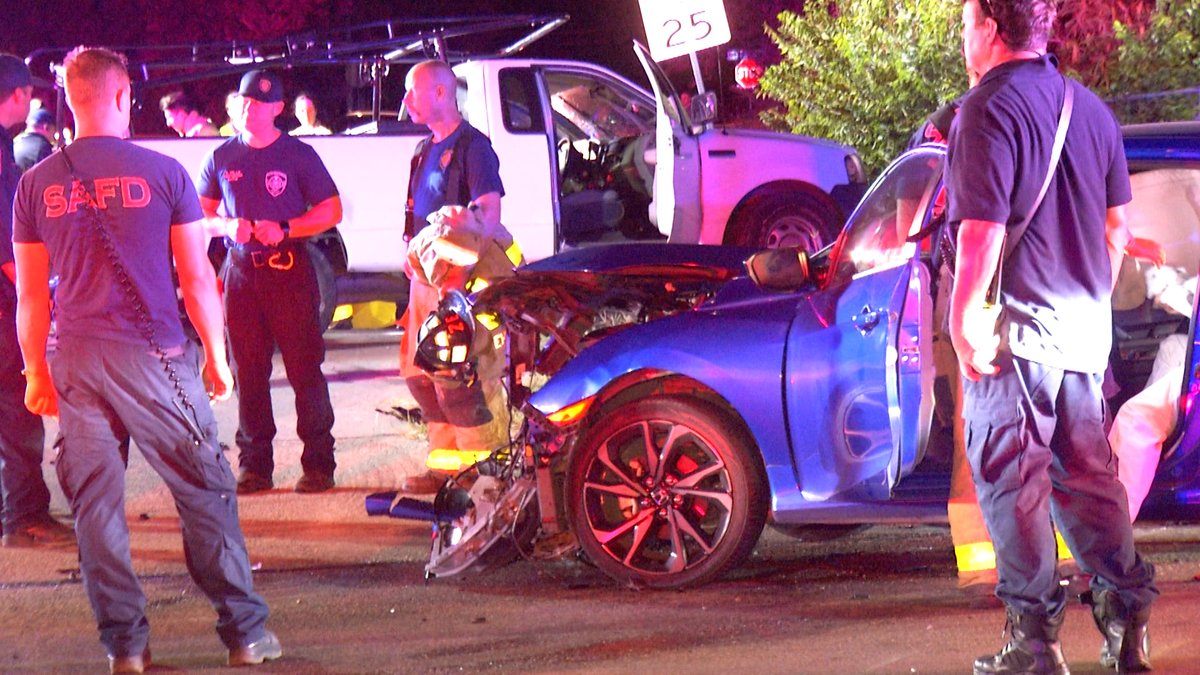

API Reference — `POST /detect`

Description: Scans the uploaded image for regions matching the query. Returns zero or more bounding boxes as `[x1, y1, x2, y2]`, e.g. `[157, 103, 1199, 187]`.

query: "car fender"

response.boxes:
[529, 290, 801, 507]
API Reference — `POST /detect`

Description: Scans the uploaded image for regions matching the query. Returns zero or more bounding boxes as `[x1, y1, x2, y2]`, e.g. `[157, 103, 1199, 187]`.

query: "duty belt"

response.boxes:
[231, 247, 296, 270]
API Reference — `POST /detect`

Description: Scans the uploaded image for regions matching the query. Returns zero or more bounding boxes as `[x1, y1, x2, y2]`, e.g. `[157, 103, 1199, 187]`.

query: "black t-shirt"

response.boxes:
[197, 133, 339, 254]
[410, 122, 504, 234]
[946, 55, 1131, 373]
[13, 136, 203, 347]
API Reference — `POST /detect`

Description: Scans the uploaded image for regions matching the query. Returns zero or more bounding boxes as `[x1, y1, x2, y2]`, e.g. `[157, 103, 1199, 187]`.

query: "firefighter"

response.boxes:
[399, 60, 519, 494]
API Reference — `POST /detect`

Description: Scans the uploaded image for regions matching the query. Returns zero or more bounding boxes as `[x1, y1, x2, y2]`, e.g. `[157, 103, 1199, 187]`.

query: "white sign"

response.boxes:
[638, 0, 732, 62]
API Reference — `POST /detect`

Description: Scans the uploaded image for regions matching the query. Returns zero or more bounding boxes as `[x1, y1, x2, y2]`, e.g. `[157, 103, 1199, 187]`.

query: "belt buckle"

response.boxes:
[250, 251, 266, 267]
[268, 251, 295, 271]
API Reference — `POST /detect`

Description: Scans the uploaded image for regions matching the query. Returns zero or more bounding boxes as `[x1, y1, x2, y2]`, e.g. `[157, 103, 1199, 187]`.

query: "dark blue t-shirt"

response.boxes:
[946, 55, 1131, 373]
[410, 122, 504, 234]
[13, 136, 203, 347]
[197, 133, 339, 254]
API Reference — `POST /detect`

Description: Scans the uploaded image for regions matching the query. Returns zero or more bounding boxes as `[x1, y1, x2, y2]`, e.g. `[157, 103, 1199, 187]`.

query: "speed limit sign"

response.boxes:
[638, 0, 732, 62]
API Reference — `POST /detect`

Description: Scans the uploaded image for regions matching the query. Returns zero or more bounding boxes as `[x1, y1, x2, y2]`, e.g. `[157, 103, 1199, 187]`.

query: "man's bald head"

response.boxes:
[403, 60, 462, 131]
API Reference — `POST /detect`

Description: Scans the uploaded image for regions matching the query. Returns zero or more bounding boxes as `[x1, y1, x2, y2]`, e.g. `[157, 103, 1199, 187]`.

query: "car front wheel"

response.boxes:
[566, 396, 767, 589]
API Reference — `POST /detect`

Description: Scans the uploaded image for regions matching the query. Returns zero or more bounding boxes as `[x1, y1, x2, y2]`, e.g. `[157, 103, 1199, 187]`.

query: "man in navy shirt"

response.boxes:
[13, 46, 279, 672]
[198, 69, 342, 495]
[947, 1, 1157, 673]
[0, 52, 73, 548]
[398, 59, 513, 494]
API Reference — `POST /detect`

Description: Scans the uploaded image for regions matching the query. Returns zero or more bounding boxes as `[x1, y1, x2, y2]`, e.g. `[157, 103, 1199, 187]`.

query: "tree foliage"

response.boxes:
[757, 0, 1184, 175]
[758, 0, 966, 175]
[1094, 0, 1200, 123]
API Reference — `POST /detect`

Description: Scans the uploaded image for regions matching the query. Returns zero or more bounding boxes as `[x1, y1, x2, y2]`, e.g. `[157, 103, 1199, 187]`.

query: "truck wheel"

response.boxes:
[308, 243, 338, 332]
[726, 188, 842, 252]
[566, 396, 768, 589]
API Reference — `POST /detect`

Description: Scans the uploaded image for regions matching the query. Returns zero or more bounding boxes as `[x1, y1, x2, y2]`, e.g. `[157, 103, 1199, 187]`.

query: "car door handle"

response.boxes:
[852, 305, 882, 335]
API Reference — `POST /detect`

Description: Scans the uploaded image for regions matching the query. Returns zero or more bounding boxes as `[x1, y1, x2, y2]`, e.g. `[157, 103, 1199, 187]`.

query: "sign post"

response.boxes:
[638, 0, 732, 94]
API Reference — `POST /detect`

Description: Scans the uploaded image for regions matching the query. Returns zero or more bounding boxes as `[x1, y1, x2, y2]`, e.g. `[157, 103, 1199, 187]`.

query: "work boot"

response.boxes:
[2, 516, 76, 548]
[973, 606, 1069, 675]
[236, 470, 274, 495]
[108, 647, 150, 674]
[294, 471, 335, 493]
[228, 630, 283, 666]
[1089, 589, 1152, 672]
[401, 470, 452, 495]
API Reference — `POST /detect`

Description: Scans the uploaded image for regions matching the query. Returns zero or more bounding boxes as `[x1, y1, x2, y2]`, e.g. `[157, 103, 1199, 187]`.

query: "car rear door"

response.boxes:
[783, 148, 944, 501]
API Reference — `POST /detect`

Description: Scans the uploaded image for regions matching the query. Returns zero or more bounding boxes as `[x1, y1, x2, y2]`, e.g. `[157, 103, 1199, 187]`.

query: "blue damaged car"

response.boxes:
[400, 121, 1200, 589]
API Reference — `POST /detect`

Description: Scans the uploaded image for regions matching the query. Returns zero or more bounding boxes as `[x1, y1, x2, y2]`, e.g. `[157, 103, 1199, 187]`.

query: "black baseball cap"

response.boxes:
[238, 69, 283, 103]
[0, 53, 52, 95]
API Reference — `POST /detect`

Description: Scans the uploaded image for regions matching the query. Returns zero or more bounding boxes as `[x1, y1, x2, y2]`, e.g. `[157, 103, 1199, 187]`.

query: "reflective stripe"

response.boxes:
[1055, 531, 1075, 562]
[955, 540, 997, 573]
[504, 240, 524, 266]
[425, 448, 494, 472]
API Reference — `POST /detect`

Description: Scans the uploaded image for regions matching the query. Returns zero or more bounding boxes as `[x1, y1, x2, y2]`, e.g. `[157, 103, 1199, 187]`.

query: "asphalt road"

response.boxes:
[3, 329, 1200, 674]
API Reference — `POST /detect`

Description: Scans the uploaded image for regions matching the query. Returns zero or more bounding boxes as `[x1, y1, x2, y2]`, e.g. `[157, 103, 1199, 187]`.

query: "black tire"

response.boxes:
[566, 396, 768, 589]
[726, 188, 842, 253]
[307, 243, 337, 332]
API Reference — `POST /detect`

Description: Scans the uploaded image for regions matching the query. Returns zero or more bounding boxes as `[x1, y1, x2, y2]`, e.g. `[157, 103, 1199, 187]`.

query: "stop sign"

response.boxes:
[734, 56, 763, 89]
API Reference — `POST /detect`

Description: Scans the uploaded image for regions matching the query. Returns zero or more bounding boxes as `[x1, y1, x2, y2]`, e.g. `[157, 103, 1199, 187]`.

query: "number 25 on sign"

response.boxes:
[638, 0, 732, 62]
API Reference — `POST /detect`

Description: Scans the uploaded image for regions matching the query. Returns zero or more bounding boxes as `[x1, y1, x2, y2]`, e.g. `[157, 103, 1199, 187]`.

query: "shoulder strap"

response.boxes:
[404, 135, 434, 242]
[987, 76, 1074, 303]
[443, 125, 478, 207]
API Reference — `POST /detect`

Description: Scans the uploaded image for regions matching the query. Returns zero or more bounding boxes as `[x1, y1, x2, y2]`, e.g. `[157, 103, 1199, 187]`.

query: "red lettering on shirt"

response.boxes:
[40, 177, 153, 218]
[43, 185, 67, 218]
[121, 177, 151, 208]
[66, 182, 91, 214]
[93, 177, 121, 209]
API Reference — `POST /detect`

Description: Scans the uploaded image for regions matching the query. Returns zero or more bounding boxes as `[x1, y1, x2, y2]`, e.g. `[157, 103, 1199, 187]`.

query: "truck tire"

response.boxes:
[725, 187, 842, 253]
[308, 243, 338, 332]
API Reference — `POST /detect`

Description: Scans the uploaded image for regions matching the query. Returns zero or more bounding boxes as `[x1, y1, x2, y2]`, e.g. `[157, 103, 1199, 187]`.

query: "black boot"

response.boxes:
[973, 606, 1070, 675]
[1089, 590, 1152, 672]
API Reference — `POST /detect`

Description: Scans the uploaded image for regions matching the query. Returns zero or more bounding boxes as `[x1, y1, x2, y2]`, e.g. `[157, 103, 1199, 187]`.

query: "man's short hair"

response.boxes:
[63, 46, 130, 110]
[970, 0, 1057, 52]
[159, 90, 198, 113]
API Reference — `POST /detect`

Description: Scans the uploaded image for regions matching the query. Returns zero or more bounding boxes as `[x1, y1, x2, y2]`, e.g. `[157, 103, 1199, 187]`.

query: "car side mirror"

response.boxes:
[689, 91, 717, 127]
[745, 247, 811, 292]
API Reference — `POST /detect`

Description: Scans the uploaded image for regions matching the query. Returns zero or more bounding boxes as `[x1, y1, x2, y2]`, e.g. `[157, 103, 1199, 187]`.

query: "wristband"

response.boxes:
[280, 220, 291, 239]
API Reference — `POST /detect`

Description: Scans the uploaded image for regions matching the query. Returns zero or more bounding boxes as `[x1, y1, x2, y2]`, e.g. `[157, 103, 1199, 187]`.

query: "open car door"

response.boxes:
[784, 148, 944, 501]
[633, 41, 702, 242]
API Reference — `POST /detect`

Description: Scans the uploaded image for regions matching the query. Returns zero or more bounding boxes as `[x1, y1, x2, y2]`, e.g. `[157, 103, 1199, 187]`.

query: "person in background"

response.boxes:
[12, 46, 280, 673]
[14, 106, 55, 172]
[0, 53, 74, 549]
[159, 90, 219, 138]
[290, 92, 331, 136]
[198, 69, 342, 495]
[947, 1, 1157, 672]
[219, 91, 242, 137]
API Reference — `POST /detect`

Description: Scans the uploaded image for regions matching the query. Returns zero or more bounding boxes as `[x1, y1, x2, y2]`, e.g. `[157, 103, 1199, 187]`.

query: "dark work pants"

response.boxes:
[51, 337, 270, 658]
[223, 247, 335, 478]
[0, 305, 50, 533]
[962, 351, 1157, 616]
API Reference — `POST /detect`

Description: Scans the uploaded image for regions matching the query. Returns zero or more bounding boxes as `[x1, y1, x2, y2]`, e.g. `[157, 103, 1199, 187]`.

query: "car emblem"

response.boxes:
[265, 170, 287, 197]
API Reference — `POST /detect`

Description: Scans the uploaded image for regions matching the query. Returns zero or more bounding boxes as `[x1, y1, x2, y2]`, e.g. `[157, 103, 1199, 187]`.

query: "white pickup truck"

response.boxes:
[126, 21, 866, 324]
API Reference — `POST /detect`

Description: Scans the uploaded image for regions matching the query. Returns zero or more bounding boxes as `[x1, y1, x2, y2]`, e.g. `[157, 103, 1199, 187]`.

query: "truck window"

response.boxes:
[499, 68, 544, 134]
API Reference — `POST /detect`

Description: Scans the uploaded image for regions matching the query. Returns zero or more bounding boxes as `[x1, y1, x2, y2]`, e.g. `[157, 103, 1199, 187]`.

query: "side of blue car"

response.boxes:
[523, 123, 1200, 588]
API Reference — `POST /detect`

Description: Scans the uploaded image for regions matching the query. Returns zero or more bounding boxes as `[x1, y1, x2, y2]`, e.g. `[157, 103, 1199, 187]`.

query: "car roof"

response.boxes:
[1122, 121, 1200, 171]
